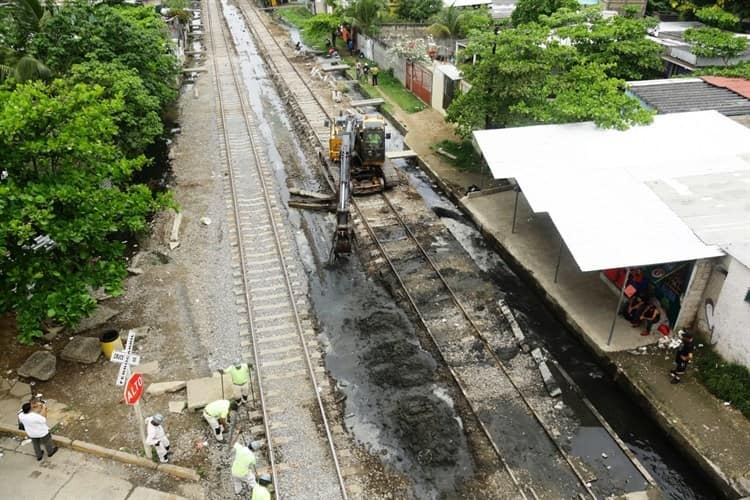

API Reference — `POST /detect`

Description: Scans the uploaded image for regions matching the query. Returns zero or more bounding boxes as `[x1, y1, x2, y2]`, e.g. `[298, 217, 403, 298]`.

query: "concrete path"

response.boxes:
[0, 435, 195, 500]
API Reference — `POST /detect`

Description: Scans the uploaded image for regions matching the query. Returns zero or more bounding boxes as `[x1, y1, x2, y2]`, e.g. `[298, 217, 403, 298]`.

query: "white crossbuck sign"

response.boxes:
[112, 330, 140, 386]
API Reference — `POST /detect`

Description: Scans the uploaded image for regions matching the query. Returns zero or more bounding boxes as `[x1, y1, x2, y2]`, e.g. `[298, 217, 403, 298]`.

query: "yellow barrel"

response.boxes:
[99, 329, 124, 359]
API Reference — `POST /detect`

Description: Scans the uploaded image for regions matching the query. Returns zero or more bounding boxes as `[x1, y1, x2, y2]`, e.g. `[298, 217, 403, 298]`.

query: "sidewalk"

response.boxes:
[0, 434, 200, 500]
[377, 93, 750, 497]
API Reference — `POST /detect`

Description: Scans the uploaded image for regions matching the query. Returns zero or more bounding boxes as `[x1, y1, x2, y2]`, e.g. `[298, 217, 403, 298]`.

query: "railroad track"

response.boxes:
[203, 0, 346, 497]
[233, 2, 654, 499]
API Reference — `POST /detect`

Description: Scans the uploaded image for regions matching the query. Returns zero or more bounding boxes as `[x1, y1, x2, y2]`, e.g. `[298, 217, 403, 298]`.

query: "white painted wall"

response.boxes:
[712, 257, 750, 368]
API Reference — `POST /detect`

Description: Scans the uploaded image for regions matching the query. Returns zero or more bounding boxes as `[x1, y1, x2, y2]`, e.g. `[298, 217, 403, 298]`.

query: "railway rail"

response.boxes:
[203, 0, 347, 497]
[231, 1, 654, 498]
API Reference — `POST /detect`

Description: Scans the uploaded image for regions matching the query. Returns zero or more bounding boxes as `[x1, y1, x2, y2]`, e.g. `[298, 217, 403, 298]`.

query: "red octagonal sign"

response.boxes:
[124, 373, 144, 406]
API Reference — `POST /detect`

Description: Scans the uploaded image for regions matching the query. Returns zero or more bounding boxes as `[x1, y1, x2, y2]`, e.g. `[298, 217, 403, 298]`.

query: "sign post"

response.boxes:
[110, 330, 150, 459]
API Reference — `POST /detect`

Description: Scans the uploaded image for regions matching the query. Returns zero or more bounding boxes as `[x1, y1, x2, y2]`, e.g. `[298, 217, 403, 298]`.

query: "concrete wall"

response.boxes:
[357, 34, 407, 84]
[712, 258, 750, 367]
[676, 258, 713, 331]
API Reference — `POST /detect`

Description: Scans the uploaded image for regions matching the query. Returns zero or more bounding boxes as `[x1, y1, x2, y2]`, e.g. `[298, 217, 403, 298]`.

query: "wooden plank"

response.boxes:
[385, 150, 417, 159]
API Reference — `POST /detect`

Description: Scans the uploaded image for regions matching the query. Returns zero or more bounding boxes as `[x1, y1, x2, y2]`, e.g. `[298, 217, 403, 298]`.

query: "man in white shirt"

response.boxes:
[144, 413, 170, 463]
[18, 402, 58, 461]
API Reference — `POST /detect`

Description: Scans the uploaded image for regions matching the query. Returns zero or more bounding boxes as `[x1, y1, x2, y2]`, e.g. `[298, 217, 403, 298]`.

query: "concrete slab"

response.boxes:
[186, 375, 239, 410]
[138, 361, 159, 375]
[0, 435, 21, 450]
[168, 400, 186, 414]
[0, 377, 10, 395]
[128, 486, 188, 500]
[9, 381, 31, 398]
[60, 337, 101, 364]
[73, 304, 119, 334]
[55, 469, 133, 500]
[146, 381, 186, 396]
[0, 446, 73, 497]
[17, 351, 57, 381]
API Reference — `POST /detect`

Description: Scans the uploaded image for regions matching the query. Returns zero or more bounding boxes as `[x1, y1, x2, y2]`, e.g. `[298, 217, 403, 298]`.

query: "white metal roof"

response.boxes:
[472, 111, 750, 271]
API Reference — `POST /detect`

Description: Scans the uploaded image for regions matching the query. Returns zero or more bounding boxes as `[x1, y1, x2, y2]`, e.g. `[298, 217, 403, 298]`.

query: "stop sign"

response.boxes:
[124, 373, 144, 405]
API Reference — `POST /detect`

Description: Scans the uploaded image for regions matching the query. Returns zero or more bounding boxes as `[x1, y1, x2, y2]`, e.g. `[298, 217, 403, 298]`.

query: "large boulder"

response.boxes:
[61, 337, 101, 364]
[17, 351, 57, 381]
[73, 304, 119, 334]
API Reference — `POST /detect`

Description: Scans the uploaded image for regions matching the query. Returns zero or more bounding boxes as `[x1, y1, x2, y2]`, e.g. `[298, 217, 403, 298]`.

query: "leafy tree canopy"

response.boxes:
[683, 27, 749, 66]
[552, 10, 663, 81]
[695, 5, 741, 31]
[304, 13, 344, 40]
[30, 0, 178, 106]
[511, 0, 579, 26]
[67, 61, 162, 156]
[396, 0, 442, 22]
[345, 0, 386, 35]
[0, 80, 171, 343]
[447, 23, 654, 138]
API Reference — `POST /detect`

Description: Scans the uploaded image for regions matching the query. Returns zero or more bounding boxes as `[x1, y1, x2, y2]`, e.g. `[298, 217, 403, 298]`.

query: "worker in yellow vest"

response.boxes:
[230, 437, 259, 494]
[220, 359, 252, 405]
[252, 473, 272, 500]
[202, 399, 238, 442]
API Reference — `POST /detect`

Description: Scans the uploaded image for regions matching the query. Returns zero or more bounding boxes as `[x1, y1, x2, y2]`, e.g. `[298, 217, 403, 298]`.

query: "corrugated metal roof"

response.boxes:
[628, 78, 750, 116]
[702, 76, 750, 100]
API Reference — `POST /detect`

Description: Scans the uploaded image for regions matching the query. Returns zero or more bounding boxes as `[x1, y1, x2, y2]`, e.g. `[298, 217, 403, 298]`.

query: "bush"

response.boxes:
[695, 345, 750, 417]
[695, 6, 740, 32]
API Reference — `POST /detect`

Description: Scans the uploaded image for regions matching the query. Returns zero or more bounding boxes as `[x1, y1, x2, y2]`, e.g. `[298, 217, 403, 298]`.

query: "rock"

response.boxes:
[9, 381, 31, 398]
[186, 375, 237, 410]
[138, 361, 159, 375]
[73, 304, 119, 334]
[42, 325, 64, 342]
[127, 267, 144, 275]
[60, 337, 102, 364]
[131, 326, 152, 338]
[0, 377, 11, 396]
[169, 400, 186, 414]
[146, 381, 187, 396]
[17, 351, 57, 381]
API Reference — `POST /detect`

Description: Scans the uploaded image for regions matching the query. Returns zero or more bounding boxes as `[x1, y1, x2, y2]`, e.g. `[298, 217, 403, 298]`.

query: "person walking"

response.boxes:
[145, 413, 170, 463]
[371, 66, 379, 86]
[203, 399, 238, 442]
[251, 473, 273, 500]
[355, 61, 362, 82]
[670, 331, 696, 384]
[363, 63, 370, 82]
[230, 437, 259, 494]
[220, 359, 252, 405]
[18, 401, 58, 461]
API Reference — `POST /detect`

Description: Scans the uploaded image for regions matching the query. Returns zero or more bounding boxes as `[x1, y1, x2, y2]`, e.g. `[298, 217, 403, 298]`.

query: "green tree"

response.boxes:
[396, 0, 441, 22]
[304, 13, 343, 45]
[695, 6, 741, 31]
[30, 1, 178, 106]
[683, 27, 749, 66]
[511, 0, 579, 26]
[0, 80, 171, 343]
[554, 11, 663, 80]
[67, 61, 162, 156]
[0, 0, 52, 82]
[428, 6, 461, 39]
[345, 0, 386, 36]
[447, 24, 653, 138]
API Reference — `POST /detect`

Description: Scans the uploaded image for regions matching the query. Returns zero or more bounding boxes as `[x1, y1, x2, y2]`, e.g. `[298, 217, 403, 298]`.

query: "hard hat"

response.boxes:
[258, 473, 272, 484]
[152, 413, 164, 425]
[234, 358, 242, 368]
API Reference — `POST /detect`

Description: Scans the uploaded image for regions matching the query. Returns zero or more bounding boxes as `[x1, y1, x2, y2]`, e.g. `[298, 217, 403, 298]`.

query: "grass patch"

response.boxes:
[430, 140, 483, 172]
[695, 344, 750, 417]
[274, 6, 312, 28]
[342, 57, 426, 114]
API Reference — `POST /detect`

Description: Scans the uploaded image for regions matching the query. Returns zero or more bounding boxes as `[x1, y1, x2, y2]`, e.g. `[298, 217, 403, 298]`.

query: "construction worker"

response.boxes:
[220, 359, 252, 405]
[252, 473, 272, 500]
[230, 437, 259, 494]
[145, 413, 170, 463]
[203, 399, 238, 442]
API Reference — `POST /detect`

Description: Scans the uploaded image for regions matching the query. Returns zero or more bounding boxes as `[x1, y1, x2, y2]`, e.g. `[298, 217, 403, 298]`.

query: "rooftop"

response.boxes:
[628, 78, 750, 117]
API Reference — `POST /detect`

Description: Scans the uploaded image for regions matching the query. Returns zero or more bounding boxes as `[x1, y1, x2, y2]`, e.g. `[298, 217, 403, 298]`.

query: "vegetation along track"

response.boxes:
[234, 1, 653, 498]
[204, 0, 347, 497]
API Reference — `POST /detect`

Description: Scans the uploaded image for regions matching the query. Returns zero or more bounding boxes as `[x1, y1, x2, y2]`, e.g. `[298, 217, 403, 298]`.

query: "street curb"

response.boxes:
[0, 424, 199, 482]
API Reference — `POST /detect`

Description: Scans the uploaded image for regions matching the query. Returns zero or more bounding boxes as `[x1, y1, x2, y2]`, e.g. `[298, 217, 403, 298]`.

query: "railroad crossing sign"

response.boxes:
[109, 329, 151, 459]
[124, 373, 144, 406]
[113, 330, 138, 387]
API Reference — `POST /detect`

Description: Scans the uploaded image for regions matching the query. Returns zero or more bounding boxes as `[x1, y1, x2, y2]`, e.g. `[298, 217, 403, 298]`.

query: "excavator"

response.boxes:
[327, 111, 395, 263]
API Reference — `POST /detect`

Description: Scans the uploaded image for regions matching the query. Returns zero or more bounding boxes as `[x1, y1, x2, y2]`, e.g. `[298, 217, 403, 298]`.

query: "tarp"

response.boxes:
[472, 111, 746, 271]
